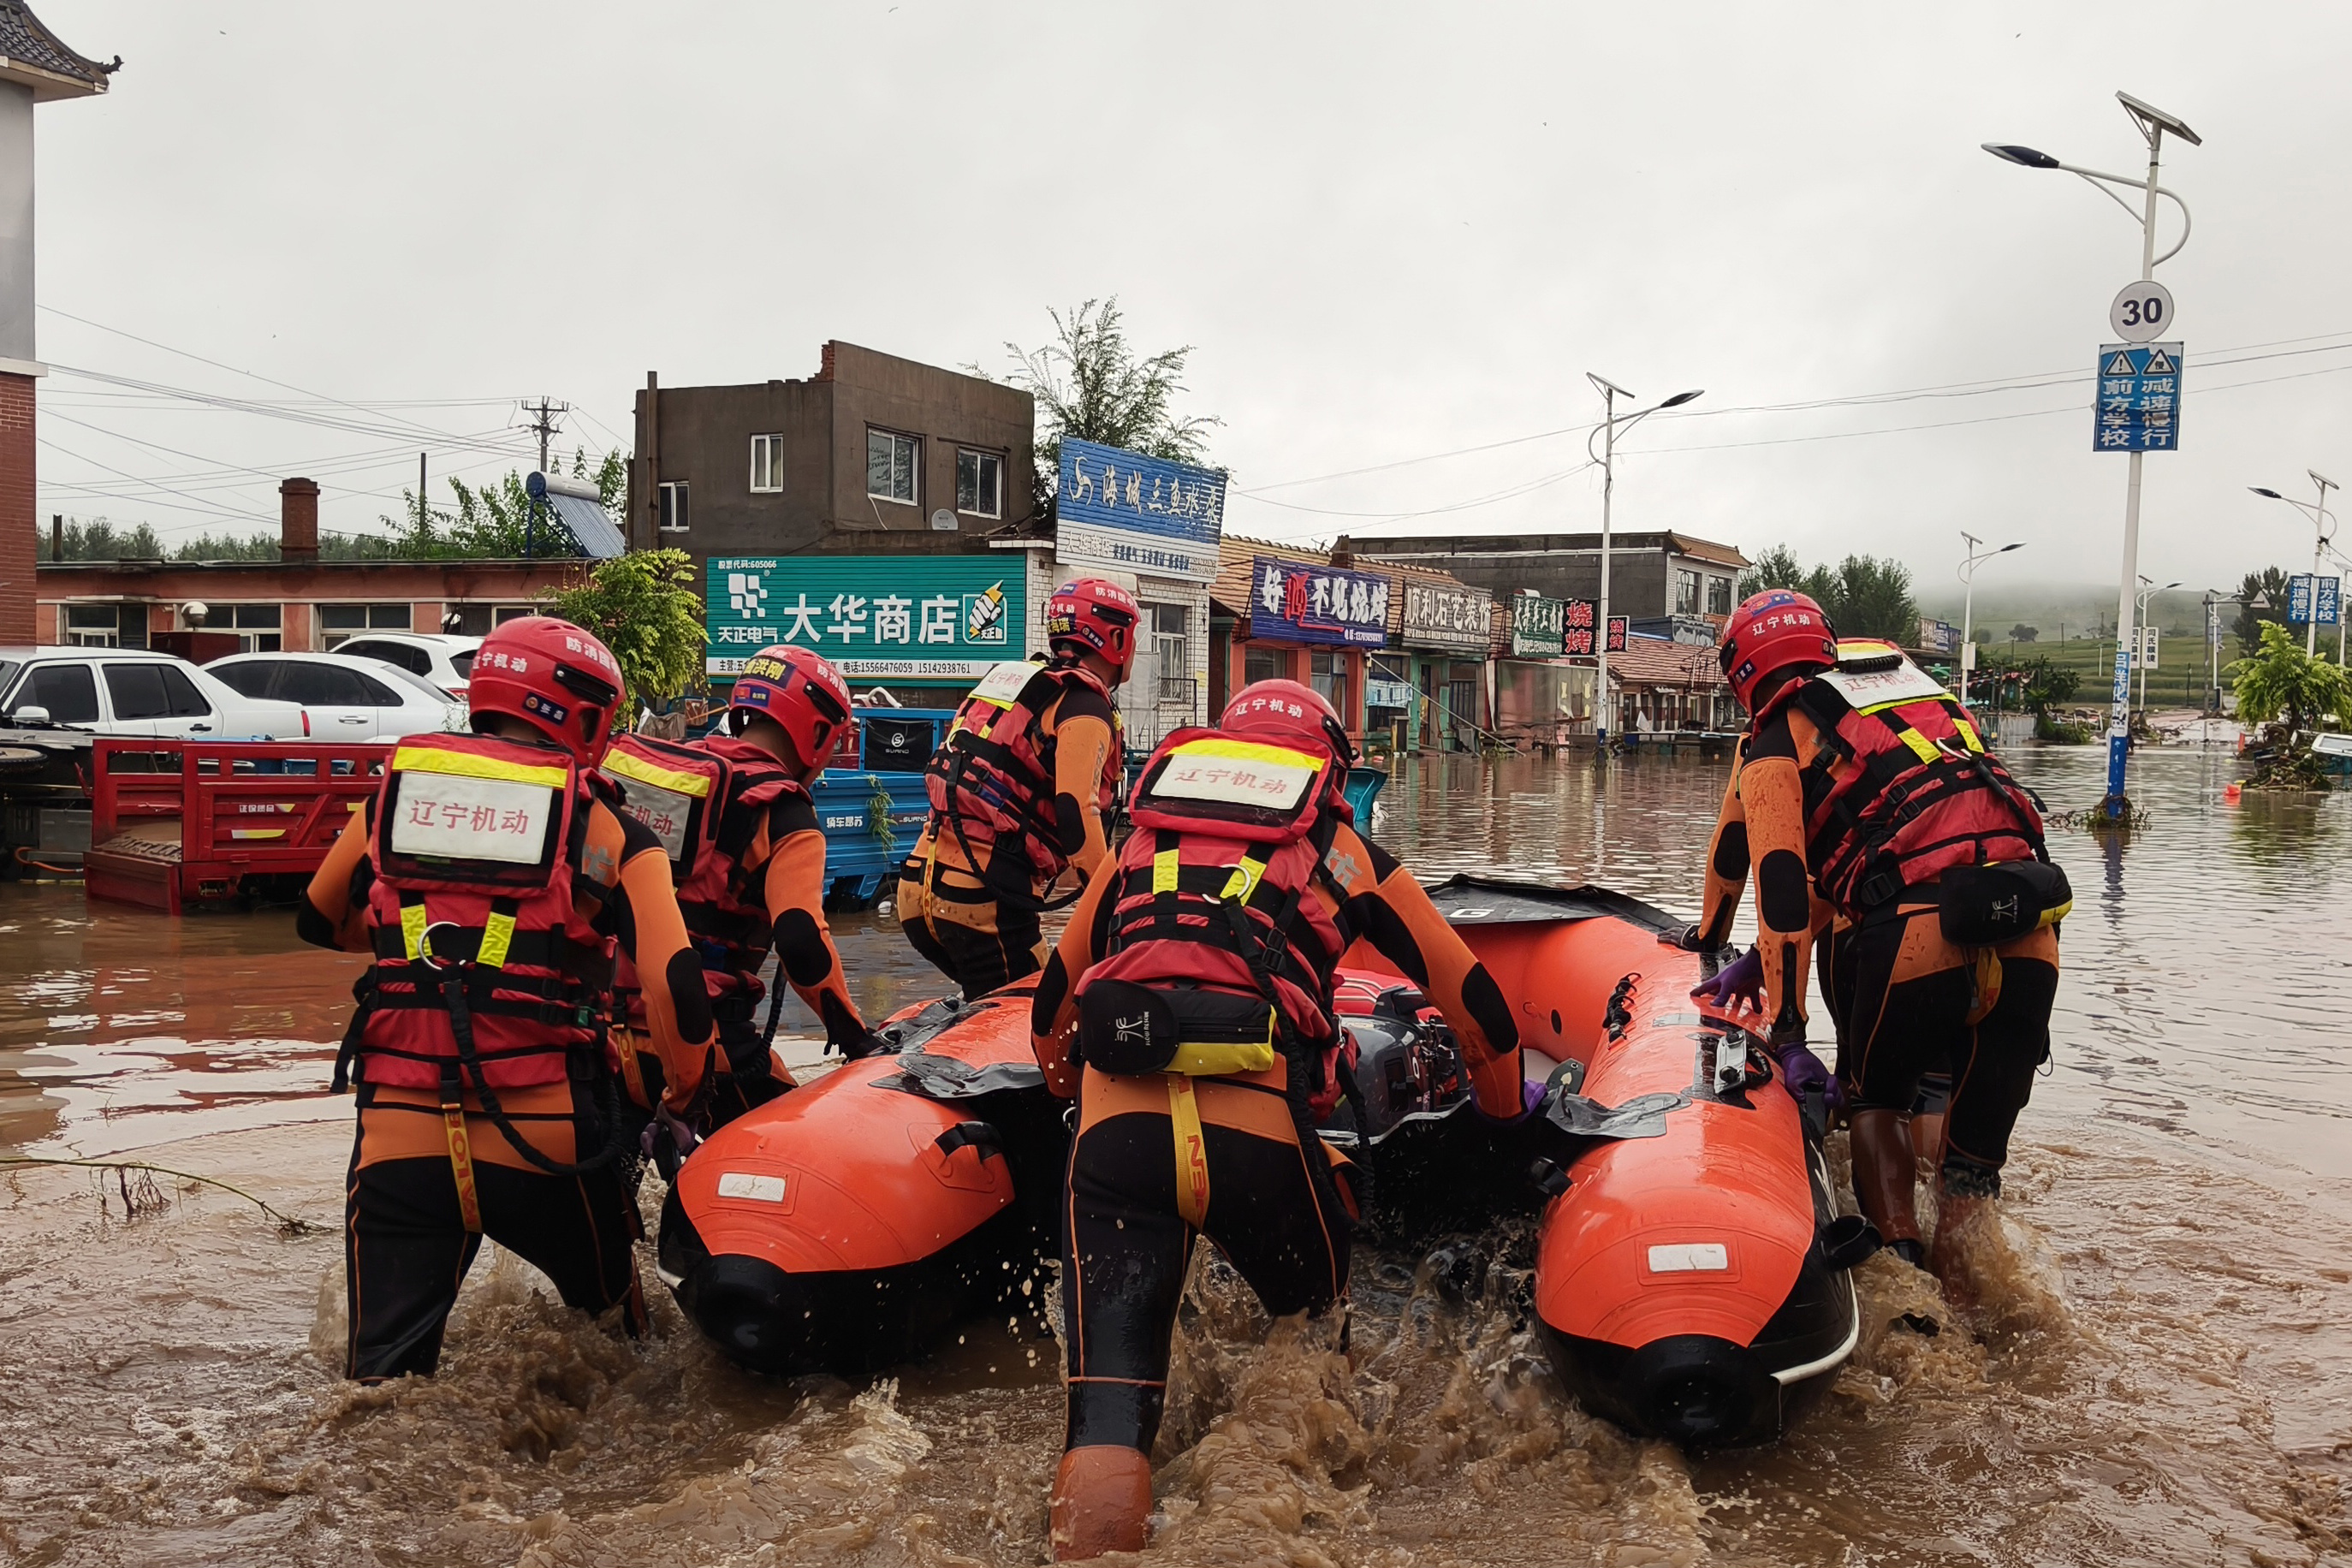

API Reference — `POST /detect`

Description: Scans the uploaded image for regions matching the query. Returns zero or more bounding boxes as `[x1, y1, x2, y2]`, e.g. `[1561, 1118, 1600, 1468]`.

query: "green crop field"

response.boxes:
[1958, 633, 2241, 715]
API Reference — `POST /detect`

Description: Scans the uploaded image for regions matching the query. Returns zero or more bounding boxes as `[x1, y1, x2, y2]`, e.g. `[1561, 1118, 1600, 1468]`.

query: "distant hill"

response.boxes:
[1915, 582, 2218, 642]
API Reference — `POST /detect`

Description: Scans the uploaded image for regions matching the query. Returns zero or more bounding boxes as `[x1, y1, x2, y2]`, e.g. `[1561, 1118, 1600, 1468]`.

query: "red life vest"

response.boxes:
[348, 732, 615, 1092]
[923, 660, 1122, 888]
[1075, 728, 1352, 1076]
[603, 732, 803, 1027]
[1765, 646, 2046, 915]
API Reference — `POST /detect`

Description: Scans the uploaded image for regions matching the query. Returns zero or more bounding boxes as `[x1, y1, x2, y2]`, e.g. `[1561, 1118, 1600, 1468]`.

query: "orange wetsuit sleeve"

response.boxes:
[757, 793, 870, 1054]
[299, 807, 374, 953]
[1697, 737, 1749, 946]
[1029, 850, 1117, 1098]
[1737, 711, 1816, 1032]
[1047, 697, 1117, 883]
[592, 801, 715, 1110]
[1327, 823, 1524, 1119]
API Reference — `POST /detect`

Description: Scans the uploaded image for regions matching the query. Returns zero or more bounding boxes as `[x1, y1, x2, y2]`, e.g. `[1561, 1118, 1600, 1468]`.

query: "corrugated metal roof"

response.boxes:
[1607, 634, 1727, 689]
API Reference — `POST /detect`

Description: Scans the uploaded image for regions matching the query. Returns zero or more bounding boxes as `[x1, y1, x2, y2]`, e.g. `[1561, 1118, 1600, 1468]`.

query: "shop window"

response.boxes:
[65, 603, 146, 649]
[956, 448, 1002, 518]
[212, 603, 281, 652]
[319, 603, 411, 650]
[749, 434, 785, 493]
[658, 481, 690, 532]
[1707, 574, 1733, 615]
[444, 603, 533, 637]
[1675, 569, 1702, 615]
[866, 429, 919, 504]
[1244, 645, 1280, 686]
[1309, 650, 1348, 721]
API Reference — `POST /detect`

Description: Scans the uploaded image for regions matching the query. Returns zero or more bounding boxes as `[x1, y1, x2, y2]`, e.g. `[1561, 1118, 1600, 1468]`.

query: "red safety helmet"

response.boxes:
[727, 644, 853, 771]
[1219, 678, 1355, 765]
[1045, 577, 1140, 674]
[466, 615, 624, 767]
[1717, 589, 1839, 714]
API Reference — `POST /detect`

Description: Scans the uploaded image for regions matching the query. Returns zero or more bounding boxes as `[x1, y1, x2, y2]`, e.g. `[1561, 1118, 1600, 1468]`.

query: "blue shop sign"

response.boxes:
[1056, 438, 1225, 584]
[1250, 555, 1390, 648]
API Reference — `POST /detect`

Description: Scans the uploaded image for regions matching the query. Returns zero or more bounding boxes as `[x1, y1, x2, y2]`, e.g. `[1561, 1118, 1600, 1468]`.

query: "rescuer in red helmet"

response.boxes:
[603, 644, 880, 1137]
[898, 576, 1135, 998]
[296, 615, 719, 1381]
[1028, 677, 1528, 1559]
[1686, 591, 2067, 1307]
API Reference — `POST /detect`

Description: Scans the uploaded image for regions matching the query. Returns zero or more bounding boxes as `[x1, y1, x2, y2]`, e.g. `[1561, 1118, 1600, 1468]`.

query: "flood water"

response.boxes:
[2, 743, 2348, 1566]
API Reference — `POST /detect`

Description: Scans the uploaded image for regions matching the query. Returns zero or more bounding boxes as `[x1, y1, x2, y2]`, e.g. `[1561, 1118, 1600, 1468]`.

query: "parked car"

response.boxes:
[208, 652, 466, 743]
[333, 633, 481, 698]
[0, 647, 306, 739]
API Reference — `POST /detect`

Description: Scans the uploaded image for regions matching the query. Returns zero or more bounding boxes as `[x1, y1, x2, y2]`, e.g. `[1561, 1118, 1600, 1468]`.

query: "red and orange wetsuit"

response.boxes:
[300, 792, 715, 1381]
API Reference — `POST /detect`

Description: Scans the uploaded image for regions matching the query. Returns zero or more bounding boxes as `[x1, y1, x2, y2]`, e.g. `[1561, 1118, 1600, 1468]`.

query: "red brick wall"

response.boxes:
[0, 373, 33, 644]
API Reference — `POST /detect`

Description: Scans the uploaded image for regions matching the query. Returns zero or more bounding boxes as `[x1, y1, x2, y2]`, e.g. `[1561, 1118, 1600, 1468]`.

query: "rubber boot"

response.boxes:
[1049, 1445, 1153, 1561]
[1848, 1109, 1926, 1265]
[1930, 1187, 1988, 1312]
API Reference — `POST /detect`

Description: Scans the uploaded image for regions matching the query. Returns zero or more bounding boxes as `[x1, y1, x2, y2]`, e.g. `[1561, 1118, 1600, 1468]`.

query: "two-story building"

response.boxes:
[1343, 531, 1749, 632]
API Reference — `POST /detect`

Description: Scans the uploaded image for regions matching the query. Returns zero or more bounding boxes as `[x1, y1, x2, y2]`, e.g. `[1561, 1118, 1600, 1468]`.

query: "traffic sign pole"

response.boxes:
[2101, 128, 2172, 817]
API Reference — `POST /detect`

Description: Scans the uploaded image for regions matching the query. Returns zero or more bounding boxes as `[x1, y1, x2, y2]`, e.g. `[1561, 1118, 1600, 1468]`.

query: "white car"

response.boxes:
[0, 646, 306, 739]
[333, 632, 482, 698]
[208, 652, 466, 743]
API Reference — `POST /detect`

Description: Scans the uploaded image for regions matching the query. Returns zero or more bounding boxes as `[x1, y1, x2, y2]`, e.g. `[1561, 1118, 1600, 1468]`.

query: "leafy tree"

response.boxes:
[1738, 543, 1808, 595]
[2009, 624, 2038, 643]
[1973, 627, 1993, 644]
[2233, 567, 2290, 655]
[41, 517, 166, 560]
[2229, 621, 2351, 736]
[538, 548, 706, 711]
[378, 448, 627, 559]
[2016, 656, 2081, 715]
[1001, 298, 1220, 524]
[1733, 547, 1918, 642]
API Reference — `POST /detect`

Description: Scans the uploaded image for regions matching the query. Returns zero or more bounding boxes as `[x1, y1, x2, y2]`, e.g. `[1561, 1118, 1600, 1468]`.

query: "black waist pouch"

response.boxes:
[1076, 980, 1280, 1076]
[1937, 859, 2073, 946]
[1076, 979, 1179, 1074]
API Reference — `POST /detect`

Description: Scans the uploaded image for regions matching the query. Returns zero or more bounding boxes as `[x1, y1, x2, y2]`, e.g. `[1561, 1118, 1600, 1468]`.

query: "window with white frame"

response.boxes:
[444, 603, 534, 637]
[319, 603, 411, 650]
[749, 434, 784, 493]
[1674, 568, 1702, 615]
[658, 481, 690, 532]
[1707, 574, 1733, 615]
[1145, 601, 1189, 704]
[65, 603, 146, 648]
[866, 429, 919, 505]
[216, 603, 282, 652]
[956, 448, 1001, 518]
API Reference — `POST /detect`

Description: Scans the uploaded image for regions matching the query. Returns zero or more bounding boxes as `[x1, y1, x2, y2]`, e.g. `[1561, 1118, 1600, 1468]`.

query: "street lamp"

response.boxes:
[1957, 533, 2024, 707]
[2204, 586, 2271, 714]
[2249, 472, 2338, 655]
[2131, 574, 2181, 714]
[1587, 376, 1702, 752]
[1985, 91, 2200, 818]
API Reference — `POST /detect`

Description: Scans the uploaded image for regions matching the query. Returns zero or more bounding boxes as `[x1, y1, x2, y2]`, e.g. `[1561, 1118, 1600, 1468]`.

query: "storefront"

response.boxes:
[1213, 543, 1391, 735]
[704, 553, 1029, 709]
[1496, 591, 1575, 748]
[1394, 573, 1494, 752]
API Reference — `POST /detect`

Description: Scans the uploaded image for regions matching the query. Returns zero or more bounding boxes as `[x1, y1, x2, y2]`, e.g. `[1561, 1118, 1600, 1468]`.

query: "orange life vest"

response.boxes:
[1075, 728, 1351, 1078]
[1766, 646, 2046, 915]
[923, 660, 1122, 892]
[603, 731, 803, 1026]
[342, 732, 616, 1094]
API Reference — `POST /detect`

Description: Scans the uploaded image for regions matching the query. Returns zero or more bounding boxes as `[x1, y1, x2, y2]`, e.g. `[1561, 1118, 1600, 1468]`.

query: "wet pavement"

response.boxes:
[1, 741, 2347, 1565]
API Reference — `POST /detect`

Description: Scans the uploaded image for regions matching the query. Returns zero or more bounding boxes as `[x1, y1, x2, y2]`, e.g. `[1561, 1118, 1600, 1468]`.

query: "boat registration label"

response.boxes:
[1648, 1243, 1730, 1273]
[716, 1172, 787, 1203]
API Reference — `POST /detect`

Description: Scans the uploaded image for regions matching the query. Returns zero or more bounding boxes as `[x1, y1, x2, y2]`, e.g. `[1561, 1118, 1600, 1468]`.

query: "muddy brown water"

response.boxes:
[2, 745, 2348, 1566]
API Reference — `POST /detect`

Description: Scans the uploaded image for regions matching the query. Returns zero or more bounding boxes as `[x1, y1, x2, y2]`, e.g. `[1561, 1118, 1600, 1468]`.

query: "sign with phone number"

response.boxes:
[706, 555, 1027, 680]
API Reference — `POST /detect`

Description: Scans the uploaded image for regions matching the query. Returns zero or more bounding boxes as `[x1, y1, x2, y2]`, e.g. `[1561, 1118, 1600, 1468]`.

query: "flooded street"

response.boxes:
[3, 744, 2348, 1567]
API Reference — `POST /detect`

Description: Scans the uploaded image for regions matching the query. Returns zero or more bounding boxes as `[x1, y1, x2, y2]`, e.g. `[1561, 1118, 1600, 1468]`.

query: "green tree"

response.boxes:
[2016, 655, 2081, 715]
[1733, 547, 1918, 641]
[2230, 621, 2352, 736]
[538, 548, 706, 711]
[41, 517, 165, 560]
[1738, 543, 1808, 595]
[2233, 567, 2290, 655]
[379, 448, 627, 559]
[2009, 624, 2038, 643]
[1001, 298, 1220, 524]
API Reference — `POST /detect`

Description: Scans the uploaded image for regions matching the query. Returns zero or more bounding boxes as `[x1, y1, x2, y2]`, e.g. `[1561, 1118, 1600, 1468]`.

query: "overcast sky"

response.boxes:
[26, 1, 2352, 597]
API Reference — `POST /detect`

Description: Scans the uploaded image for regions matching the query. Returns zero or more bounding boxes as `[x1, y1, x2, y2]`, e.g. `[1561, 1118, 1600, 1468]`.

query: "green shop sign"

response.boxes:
[1510, 593, 1566, 658]
[707, 555, 1026, 680]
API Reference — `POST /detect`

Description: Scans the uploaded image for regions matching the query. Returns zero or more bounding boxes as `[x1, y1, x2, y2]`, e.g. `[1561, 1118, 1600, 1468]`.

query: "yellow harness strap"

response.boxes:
[441, 1080, 483, 1233]
[1167, 1074, 1210, 1229]
[612, 1025, 650, 1110]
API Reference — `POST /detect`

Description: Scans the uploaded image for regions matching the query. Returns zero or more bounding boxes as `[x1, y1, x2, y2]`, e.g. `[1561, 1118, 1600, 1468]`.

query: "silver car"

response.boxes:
[207, 652, 467, 743]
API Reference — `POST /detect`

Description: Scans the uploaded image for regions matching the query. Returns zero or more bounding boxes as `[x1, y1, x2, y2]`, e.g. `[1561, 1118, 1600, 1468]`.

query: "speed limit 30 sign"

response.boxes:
[2111, 280, 2175, 342]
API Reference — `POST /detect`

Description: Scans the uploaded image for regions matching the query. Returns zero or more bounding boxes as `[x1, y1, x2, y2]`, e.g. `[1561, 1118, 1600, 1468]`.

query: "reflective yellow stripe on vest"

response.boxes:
[1220, 853, 1268, 905]
[1153, 847, 1181, 894]
[1169, 736, 1323, 770]
[602, 748, 713, 798]
[400, 900, 430, 962]
[1955, 716, 1985, 753]
[1892, 727, 1940, 764]
[478, 907, 517, 969]
[389, 745, 569, 789]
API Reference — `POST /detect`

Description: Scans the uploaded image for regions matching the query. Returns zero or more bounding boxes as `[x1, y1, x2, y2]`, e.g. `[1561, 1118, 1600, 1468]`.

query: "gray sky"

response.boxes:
[27, 1, 2352, 597]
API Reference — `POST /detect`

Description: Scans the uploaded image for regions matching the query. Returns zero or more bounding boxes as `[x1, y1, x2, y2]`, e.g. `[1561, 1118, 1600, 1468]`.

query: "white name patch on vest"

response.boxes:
[389, 775, 554, 865]
[1156, 751, 1316, 810]
[1817, 660, 1947, 710]
[620, 781, 697, 863]
[965, 660, 1037, 710]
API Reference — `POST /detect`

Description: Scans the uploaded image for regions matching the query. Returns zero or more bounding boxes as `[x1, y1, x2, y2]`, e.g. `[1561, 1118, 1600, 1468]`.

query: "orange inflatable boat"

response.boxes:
[663, 876, 1866, 1449]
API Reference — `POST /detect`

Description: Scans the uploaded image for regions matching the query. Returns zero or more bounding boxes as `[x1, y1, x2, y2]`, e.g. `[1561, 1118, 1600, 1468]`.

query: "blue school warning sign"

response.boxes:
[2094, 342, 2183, 452]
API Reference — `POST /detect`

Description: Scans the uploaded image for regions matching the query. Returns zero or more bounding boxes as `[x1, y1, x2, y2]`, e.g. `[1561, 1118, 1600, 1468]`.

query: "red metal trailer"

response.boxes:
[83, 739, 393, 914]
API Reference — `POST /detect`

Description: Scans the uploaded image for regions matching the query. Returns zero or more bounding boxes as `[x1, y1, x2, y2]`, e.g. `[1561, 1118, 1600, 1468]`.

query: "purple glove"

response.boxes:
[1474, 1078, 1548, 1127]
[1690, 947, 1766, 1017]
[1772, 1040, 1839, 1110]
[640, 1103, 702, 1163]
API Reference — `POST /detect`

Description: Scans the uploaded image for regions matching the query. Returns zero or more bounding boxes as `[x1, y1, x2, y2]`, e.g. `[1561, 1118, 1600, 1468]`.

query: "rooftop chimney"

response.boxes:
[280, 477, 319, 564]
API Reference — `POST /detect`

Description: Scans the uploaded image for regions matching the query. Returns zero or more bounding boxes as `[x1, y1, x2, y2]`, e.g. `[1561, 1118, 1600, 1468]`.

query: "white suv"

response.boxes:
[0, 647, 306, 739]
[333, 633, 482, 698]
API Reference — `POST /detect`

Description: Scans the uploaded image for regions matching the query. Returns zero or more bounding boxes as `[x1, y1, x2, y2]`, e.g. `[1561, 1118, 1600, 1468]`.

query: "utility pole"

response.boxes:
[417, 452, 428, 537]
[519, 395, 569, 561]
